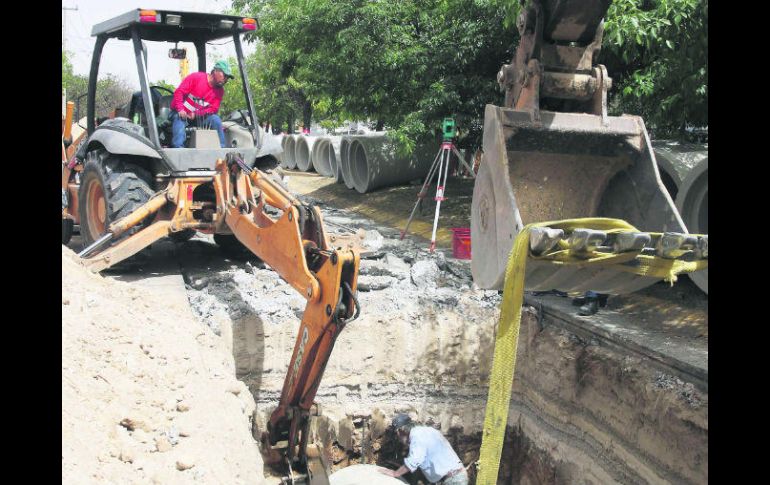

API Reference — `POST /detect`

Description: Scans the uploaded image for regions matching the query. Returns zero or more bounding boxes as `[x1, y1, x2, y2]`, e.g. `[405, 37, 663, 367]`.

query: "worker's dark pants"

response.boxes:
[170, 111, 226, 148]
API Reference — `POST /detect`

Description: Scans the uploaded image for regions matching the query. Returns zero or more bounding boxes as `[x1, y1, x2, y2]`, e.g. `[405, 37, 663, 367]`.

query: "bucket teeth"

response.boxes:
[695, 235, 708, 259]
[529, 227, 565, 255]
[567, 229, 607, 253]
[656, 232, 699, 259]
[610, 232, 652, 253]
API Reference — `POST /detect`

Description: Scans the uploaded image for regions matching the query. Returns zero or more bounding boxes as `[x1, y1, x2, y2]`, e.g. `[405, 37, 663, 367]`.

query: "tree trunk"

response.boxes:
[302, 101, 312, 132]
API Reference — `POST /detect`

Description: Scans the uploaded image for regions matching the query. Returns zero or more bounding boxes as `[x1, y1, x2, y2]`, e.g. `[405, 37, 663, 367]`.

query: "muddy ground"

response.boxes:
[64, 172, 707, 484]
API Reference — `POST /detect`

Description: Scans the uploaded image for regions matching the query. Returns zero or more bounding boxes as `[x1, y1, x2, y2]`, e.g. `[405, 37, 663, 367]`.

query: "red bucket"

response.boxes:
[451, 228, 471, 259]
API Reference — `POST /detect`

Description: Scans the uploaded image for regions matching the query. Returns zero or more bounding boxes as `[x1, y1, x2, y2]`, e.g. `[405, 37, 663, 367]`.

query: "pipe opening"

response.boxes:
[351, 141, 369, 193]
[296, 137, 312, 172]
[283, 136, 296, 169]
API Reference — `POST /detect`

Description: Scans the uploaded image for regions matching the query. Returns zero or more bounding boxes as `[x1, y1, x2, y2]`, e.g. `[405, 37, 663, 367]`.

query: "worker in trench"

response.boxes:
[169, 59, 234, 148]
[379, 414, 468, 485]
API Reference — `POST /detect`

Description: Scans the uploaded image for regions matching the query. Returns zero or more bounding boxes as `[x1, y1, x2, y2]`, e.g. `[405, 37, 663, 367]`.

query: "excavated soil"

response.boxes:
[61, 246, 263, 484]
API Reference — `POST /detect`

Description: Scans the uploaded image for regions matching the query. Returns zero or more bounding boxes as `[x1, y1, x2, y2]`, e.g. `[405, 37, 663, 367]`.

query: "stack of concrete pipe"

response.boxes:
[652, 141, 709, 294]
[342, 133, 434, 194]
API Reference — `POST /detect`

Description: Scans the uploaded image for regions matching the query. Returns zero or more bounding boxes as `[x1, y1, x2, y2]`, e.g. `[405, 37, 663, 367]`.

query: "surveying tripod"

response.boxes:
[400, 118, 475, 252]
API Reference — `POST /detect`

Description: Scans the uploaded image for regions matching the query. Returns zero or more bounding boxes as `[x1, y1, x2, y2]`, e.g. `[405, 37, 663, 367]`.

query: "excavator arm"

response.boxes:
[216, 155, 360, 482]
[216, 155, 360, 448]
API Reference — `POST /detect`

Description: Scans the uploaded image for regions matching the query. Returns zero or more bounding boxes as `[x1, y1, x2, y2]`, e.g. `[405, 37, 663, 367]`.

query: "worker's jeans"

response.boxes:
[441, 469, 468, 485]
[170, 111, 226, 148]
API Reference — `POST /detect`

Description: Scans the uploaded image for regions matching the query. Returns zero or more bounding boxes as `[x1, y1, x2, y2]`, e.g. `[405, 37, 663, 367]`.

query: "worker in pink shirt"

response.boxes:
[170, 59, 234, 148]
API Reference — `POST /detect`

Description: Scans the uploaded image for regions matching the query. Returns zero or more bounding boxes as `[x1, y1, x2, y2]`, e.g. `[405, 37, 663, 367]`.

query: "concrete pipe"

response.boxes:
[282, 135, 297, 169]
[312, 136, 341, 178]
[295, 135, 318, 172]
[275, 133, 285, 165]
[330, 136, 344, 183]
[310, 136, 329, 176]
[675, 157, 708, 294]
[340, 136, 355, 189]
[349, 134, 434, 194]
[652, 140, 709, 201]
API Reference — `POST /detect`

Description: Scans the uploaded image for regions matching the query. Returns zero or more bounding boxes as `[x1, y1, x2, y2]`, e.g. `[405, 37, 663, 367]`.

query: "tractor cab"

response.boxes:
[82, 9, 263, 176]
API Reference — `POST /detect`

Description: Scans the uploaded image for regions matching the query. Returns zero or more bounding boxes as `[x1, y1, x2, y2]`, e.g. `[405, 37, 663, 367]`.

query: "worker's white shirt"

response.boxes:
[404, 426, 463, 483]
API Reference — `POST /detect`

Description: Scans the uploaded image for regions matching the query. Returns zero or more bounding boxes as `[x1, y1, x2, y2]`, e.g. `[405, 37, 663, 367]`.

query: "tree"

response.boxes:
[233, 0, 517, 150]
[601, 0, 708, 138]
[62, 51, 135, 120]
[233, 0, 706, 145]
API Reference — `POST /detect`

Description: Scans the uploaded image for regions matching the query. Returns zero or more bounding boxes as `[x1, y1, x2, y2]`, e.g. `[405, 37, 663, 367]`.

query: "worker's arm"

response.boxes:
[379, 465, 410, 478]
[203, 88, 223, 116]
[170, 75, 193, 116]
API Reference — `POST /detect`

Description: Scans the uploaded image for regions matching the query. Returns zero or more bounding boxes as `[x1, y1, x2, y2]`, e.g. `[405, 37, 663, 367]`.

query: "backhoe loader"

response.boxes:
[65, 9, 361, 484]
[471, 0, 708, 294]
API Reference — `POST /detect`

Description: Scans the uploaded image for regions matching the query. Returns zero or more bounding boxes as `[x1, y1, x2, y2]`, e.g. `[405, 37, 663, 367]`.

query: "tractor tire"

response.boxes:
[214, 234, 257, 261]
[62, 219, 74, 245]
[78, 149, 154, 246]
[169, 229, 197, 243]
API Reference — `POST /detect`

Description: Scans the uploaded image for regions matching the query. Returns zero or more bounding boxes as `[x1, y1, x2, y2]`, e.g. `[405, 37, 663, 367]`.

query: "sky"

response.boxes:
[62, 0, 257, 89]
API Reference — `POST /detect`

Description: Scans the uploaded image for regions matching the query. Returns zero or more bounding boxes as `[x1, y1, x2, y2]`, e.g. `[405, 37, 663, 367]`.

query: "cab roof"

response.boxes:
[91, 9, 258, 43]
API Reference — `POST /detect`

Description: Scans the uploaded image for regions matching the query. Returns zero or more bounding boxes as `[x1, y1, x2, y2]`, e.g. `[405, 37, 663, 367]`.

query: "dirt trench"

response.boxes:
[178, 201, 708, 484]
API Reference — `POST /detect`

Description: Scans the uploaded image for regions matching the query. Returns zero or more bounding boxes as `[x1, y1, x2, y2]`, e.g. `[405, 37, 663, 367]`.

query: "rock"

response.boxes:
[362, 230, 385, 252]
[410, 260, 440, 289]
[120, 416, 152, 433]
[155, 436, 172, 453]
[176, 402, 190, 412]
[357, 275, 396, 292]
[226, 381, 247, 396]
[329, 464, 407, 485]
[176, 457, 195, 471]
[369, 409, 389, 440]
[119, 449, 135, 463]
[62, 298, 70, 305]
[338, 417, 356, 450]
[384, 253, 411, 279]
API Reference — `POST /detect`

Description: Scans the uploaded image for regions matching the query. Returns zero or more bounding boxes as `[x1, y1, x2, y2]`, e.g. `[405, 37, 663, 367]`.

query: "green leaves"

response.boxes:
[236, 0, 514, 145]
[601, 0, 708, 137]
[232, 0, 706, 142]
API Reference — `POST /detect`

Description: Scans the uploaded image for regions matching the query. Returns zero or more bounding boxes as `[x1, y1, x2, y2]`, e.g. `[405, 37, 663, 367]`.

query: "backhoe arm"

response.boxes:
[215, 154, 360, 476]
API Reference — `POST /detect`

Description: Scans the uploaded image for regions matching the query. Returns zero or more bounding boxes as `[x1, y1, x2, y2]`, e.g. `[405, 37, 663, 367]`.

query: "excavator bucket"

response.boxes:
[470, 0, 698, 294]
[471, 105, 686, 293]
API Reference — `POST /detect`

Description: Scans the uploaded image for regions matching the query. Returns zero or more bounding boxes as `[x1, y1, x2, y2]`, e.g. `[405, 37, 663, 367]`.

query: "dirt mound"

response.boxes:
[61, 245, 263, 484]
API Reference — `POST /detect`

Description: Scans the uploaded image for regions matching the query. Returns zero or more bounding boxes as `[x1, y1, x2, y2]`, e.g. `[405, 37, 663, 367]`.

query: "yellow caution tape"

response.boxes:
[475, 218, 707, 484]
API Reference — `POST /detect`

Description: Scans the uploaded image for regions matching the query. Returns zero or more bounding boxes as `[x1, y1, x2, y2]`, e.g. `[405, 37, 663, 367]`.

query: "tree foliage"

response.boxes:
[231, 0, 706, 144]
[62, 50, 135, 120]
[601, 0, 707, 137]
[493, 0, 707, 138]
[233, 0, 516, 150]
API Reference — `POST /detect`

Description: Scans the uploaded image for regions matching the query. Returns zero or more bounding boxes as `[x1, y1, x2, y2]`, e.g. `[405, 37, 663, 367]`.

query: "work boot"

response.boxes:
[578, 298, 599, 316]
